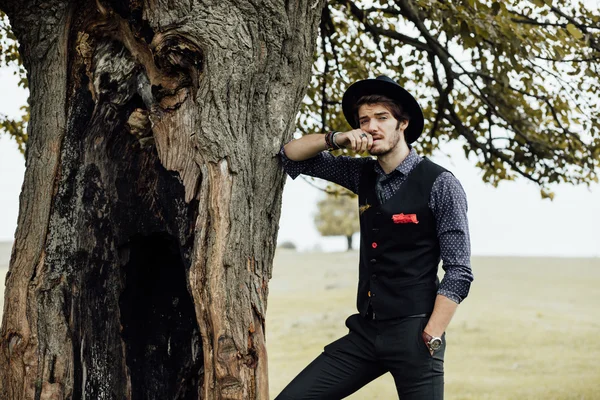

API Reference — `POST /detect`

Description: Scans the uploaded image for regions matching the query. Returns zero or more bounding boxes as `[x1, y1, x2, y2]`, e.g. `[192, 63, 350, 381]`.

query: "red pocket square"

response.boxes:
[392, 213, 419, 224]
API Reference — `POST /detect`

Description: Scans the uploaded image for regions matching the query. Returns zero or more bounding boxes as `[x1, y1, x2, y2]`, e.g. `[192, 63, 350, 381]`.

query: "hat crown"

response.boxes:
[375, 75, 397, 85]
[341, 75, 424, 143]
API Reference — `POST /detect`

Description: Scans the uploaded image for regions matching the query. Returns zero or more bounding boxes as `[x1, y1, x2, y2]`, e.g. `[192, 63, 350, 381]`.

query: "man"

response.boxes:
[275, 76, 473, 399]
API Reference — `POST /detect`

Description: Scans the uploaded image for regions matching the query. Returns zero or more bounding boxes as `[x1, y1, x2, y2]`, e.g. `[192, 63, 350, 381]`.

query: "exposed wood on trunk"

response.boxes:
[0, 0, 325, 398]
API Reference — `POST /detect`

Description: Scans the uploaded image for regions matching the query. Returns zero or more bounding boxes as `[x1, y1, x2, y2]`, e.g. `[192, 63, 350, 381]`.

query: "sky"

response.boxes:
[279, 144, 600, 257]
[1, 43, 600, 258]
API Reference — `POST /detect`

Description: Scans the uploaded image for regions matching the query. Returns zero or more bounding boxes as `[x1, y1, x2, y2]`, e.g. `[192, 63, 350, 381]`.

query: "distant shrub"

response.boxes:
[278, 241, 297, 250]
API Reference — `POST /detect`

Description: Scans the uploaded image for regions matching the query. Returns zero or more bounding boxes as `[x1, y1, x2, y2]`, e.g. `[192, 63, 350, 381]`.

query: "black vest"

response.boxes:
[357, 158, 448, 320]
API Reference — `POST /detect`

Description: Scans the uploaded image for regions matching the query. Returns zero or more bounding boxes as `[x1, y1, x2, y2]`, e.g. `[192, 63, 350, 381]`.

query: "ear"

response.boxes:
[398, 119, 409, 131]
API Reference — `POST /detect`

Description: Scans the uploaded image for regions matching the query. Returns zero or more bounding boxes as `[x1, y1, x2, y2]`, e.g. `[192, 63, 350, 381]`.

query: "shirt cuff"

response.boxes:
[278, 146, 305, 179]
[437, 288, 463, 305]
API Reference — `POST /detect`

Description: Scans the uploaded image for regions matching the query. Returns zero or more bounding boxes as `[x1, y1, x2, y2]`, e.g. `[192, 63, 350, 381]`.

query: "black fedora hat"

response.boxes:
[342, 75, 424, 144]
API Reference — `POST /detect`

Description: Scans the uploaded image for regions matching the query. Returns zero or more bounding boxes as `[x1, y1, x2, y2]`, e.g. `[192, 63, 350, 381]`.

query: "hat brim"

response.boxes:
[342, 79, 424, 144]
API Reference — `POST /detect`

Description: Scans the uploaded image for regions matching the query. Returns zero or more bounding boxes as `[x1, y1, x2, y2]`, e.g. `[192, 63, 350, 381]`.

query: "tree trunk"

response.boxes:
[346, 235, 353, 252]
[0, 1, 323, 399]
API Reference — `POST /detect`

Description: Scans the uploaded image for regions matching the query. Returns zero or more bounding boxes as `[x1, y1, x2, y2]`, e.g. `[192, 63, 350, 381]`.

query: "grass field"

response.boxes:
[1, 243, 599, 399]
[267, 250, 600, 400]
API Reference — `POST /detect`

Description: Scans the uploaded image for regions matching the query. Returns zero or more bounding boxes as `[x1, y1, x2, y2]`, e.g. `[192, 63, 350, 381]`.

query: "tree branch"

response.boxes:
[444, 108, 544, 185]
[548, 5, 600, 51]
[363, 6, 402, 16]
[393, 0, 454, 76]
[427, 53, 451, 139]
[334, 0, 430, 52]
[509, 9, 600, 30]
[534, 55, 600, 63]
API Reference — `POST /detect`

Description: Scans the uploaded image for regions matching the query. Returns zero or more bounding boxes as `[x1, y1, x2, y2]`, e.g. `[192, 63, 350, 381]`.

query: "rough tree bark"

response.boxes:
[0, 0, 323, 398]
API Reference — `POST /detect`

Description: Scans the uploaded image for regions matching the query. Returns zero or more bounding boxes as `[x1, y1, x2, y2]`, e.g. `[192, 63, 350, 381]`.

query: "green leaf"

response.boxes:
[566, 23, 584, 40]
[540, 189, 555, 201]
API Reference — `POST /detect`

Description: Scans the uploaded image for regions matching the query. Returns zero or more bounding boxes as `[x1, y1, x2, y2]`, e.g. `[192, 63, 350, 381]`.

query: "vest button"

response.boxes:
[371, 242, 378, 249]
[371, 274, 377, 280]
[370, 258, 376, 264]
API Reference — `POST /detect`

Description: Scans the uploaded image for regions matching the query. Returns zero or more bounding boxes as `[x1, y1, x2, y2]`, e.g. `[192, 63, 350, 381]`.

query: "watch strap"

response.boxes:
[422, 331, 433, 346]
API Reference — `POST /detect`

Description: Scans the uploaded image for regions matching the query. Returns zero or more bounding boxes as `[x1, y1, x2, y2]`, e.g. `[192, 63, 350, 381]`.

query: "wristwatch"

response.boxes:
[422, 331, 443, 352]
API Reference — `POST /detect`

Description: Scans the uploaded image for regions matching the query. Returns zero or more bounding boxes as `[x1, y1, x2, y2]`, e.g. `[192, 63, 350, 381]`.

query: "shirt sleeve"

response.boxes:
[278, 145, 369, 194]
[429, 172, 474, 304]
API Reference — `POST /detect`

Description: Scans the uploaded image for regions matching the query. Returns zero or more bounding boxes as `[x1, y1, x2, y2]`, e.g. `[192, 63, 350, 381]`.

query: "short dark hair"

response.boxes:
[354, 94, 410, 127]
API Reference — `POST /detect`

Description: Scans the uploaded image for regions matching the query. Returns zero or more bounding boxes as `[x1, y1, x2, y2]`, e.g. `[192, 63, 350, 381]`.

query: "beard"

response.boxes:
[369, 130, 402, 156]
[369, 146, 390, 156]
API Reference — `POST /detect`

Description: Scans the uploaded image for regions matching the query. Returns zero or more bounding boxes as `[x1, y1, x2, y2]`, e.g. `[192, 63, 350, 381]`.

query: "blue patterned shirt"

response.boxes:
[279, 146, 473, 304]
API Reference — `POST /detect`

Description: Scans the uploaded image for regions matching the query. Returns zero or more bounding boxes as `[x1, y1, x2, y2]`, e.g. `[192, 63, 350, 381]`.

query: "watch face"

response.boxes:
[429, 338, 442, 351]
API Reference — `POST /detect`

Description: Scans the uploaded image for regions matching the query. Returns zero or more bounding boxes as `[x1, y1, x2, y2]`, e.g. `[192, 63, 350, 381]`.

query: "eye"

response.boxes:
[360, 120, 368, 125]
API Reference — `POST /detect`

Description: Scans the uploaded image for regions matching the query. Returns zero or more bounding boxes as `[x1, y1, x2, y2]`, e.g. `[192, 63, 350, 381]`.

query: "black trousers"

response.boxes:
[275, 313, 445, 400]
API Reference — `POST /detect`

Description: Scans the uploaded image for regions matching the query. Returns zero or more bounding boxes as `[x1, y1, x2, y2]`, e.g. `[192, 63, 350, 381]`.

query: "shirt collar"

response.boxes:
[374, 147, 421, 177]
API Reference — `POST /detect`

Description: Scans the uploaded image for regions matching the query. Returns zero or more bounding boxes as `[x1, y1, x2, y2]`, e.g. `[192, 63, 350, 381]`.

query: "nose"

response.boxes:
[366, 118, 378, 133]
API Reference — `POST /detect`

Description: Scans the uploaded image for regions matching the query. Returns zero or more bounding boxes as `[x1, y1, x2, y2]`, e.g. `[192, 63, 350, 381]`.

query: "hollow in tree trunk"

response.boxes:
[0, 0, 324, 398]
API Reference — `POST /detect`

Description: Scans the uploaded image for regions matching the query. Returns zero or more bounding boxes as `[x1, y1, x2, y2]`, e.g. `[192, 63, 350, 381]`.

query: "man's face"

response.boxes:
[357, 103, 408, 156]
